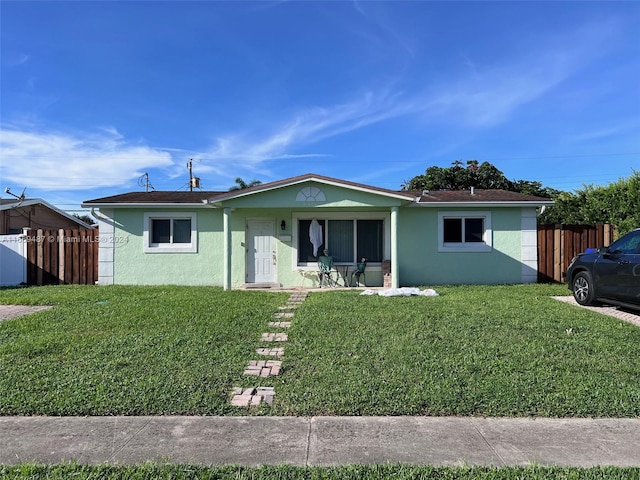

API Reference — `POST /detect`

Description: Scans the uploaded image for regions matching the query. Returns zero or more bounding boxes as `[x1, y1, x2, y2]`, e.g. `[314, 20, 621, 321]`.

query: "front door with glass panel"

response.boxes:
[247, 219, 275, 284]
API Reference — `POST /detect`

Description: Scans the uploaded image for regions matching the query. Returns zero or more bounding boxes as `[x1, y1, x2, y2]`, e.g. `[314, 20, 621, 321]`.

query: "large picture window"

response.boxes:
[144, 212, 197, 253]
[297, 218, 384, 264]
[438, 211, 492, 252]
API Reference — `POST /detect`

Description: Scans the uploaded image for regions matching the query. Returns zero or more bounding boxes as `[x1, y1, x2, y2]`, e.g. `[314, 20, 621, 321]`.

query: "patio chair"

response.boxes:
[350, 258, 367, 287]
[317, 250, 339, 288]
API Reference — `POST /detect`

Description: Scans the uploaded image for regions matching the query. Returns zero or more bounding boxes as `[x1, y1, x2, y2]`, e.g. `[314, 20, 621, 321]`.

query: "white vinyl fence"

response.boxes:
[0, 234, 27, 286]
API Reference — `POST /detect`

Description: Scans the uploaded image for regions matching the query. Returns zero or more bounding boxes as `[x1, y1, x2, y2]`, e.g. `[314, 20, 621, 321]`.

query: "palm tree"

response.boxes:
[229, 177, 262, 191]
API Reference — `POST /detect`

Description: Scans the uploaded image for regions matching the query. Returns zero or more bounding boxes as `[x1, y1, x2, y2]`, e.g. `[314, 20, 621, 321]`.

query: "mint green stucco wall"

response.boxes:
[112, 208, 224, 285]
[397, 207, 523, 286]
[227, 208, 386, 288]
[109, 205, 388, 287]
[105, 199, 530, 287]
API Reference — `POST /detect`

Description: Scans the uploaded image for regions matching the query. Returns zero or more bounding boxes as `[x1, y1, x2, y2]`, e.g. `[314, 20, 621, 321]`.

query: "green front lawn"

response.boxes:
[0, 285, 288, 415]
[3, 464, 639, 480]
[1, 283, 639, 417]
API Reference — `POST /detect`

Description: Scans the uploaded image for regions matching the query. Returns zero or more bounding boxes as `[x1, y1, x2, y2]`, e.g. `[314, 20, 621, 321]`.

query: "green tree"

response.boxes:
[538, 171, 640, 235]
[73, 213, 96, 225]
[511, 179, 562, 198]
[229, 177, 262, 191]
[402, 160, 545, 194]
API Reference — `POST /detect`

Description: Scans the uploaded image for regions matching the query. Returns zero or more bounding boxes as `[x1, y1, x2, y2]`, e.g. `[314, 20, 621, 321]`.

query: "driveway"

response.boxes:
[0, 305, 53, 322]
[553, 296, 640, 327]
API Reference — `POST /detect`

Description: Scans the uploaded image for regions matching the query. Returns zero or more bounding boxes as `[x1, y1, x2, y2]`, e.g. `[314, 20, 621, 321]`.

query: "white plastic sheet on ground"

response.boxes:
[360, 287, 439, 297]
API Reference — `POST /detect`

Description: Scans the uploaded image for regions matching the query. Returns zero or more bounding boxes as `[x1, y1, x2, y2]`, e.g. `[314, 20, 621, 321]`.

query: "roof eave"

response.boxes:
[81, 202, 214, 208]
[2, 198, 95, 228]
[414, 201, 555, 208]
[212, 175, 414, 203]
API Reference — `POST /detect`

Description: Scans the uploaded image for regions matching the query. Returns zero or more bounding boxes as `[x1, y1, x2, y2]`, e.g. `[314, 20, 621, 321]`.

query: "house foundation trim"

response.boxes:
[390, 206, 399, 288]
[223, 207, 231, 290]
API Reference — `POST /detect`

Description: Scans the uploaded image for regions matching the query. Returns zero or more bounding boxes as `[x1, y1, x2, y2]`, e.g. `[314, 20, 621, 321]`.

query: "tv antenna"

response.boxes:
[138, 173, 155, 192]
[4, 187, 26, 206]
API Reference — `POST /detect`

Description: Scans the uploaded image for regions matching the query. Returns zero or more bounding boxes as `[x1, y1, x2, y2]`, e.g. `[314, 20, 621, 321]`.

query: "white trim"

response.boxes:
[296, 186, 326, 202]
[415, 201, 554, 208]
[83, 202, 212, 208]
[438, 211, 492, 253]
[211, 176, 414, 203]
[291, 211, 390, 271]
[143, 212, 197, 253]
[521, 209, 538, 283]
[97, 208, 115, 285]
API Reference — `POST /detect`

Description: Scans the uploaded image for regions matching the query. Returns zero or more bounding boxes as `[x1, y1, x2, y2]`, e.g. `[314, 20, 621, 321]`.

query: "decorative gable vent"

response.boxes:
[296, 186, 326, 202]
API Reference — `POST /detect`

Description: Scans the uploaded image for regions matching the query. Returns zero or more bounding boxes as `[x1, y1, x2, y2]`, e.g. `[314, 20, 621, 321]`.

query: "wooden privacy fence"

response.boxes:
[537, 224, 615, 283]
[26, 228, 99, 286]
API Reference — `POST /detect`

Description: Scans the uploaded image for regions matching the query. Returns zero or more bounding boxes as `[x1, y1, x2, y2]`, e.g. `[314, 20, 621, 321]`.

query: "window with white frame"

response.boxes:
[438, 211, 492, 252]
[297, 218, 384, 264]
[143, 212, 197, 253]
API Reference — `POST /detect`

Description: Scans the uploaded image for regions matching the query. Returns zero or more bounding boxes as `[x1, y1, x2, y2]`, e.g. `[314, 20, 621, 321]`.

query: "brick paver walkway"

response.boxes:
[268, 321, 291, 328]
[244, 360, 282, 377]
[261, 332, 288, 342]
[230, 387, 275, 406]
[230, 291, 308, 407]
[0, 305, 53, 322]
[256, 347, 284, 357]
[553, 296, 640, 327]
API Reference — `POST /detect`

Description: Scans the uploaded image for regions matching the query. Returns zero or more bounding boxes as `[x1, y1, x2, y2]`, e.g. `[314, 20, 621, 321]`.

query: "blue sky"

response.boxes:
[1, 1, 639, 214]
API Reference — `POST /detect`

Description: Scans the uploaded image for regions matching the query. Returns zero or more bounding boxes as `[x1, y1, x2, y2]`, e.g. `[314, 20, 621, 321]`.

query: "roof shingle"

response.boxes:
[415, 189, 552, 203]
[83, 191, 225, 204]
[82, 175, 553, 205]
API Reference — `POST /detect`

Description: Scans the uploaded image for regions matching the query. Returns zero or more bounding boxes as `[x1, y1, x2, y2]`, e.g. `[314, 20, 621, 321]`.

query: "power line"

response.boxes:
[478, 152, 640, 161]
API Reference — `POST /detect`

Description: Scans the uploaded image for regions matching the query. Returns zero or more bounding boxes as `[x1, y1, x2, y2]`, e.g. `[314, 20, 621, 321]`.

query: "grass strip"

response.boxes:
[1, 464, 639, 480]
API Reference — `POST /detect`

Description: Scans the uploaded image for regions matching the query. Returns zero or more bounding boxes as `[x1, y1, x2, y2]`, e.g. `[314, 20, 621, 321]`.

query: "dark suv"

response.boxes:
[566, 228, 640, 311]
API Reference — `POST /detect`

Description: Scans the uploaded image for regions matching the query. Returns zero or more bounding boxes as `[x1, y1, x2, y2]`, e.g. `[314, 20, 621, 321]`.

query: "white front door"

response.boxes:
[247, 219, 275, 284]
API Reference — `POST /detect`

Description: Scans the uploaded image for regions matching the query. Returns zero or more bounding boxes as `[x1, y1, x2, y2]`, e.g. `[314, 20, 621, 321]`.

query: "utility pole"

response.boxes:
[187, 159, 194, 191]
[187, 159, 200, 191]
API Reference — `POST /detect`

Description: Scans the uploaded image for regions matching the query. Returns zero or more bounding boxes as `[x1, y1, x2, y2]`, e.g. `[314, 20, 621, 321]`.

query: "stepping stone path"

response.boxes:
[230, 387, 275, 407]
[230, 290, 308, 408]
[261, 332, 288, 342]
[278, 305, 297, 310]
[243, 360, 282, 377]
[256, 347, 284, 357]
[268, 321, 291, 328]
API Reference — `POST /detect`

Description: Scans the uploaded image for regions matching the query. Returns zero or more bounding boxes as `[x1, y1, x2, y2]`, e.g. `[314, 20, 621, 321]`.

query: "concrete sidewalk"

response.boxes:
[2, 416, 640, 467]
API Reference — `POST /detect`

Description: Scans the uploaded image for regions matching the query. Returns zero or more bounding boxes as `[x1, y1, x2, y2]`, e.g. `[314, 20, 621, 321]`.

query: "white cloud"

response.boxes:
[423, 39, 602, 129]
[198, 89, 413, 174]
[197, 19, 615, 174]
[0, 17, 618, 193]
[564, 121, 640, 144]
[5, 52, 31, 67]
[0, 127, 174, 191]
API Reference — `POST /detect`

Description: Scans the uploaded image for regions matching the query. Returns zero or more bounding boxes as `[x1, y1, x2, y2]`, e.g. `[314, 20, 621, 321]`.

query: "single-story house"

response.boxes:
[82, 173, 554, 289]
[0, 198, 95, 234]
